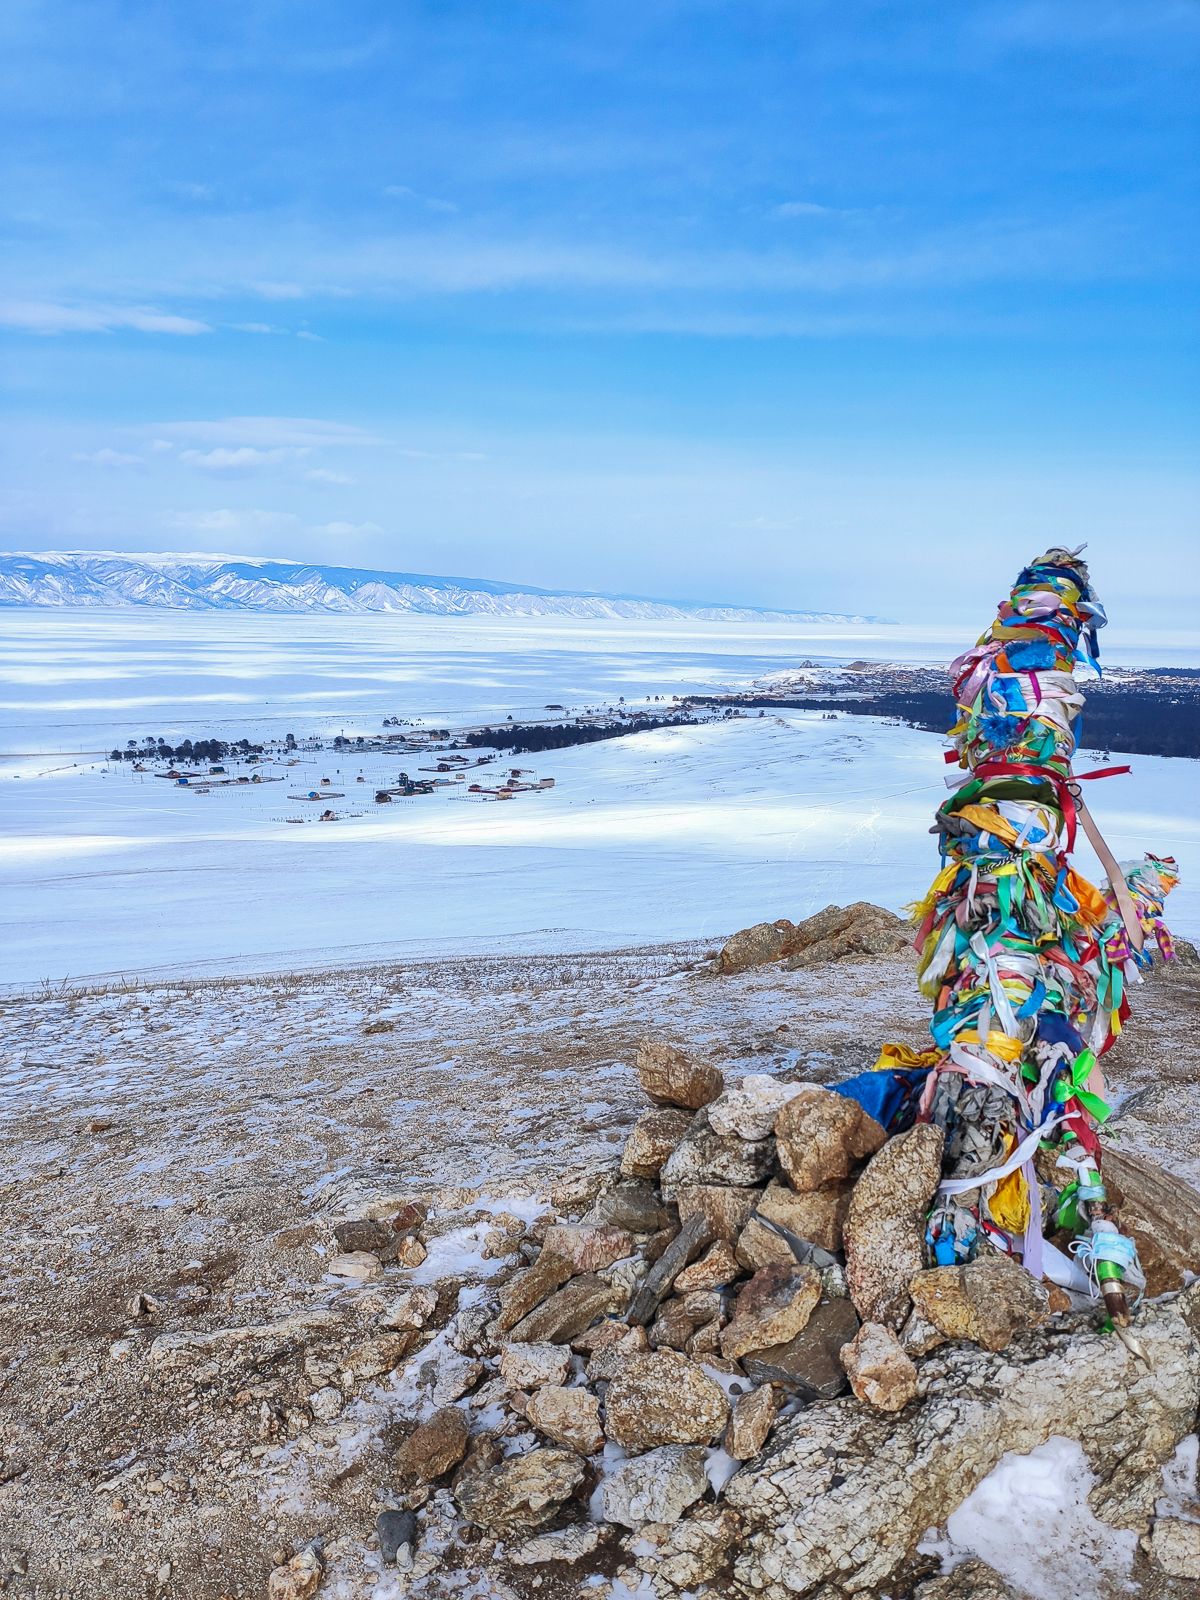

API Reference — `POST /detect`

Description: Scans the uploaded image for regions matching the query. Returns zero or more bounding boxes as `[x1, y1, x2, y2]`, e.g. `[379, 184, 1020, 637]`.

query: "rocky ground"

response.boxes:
[1, 922, 1198, 1600]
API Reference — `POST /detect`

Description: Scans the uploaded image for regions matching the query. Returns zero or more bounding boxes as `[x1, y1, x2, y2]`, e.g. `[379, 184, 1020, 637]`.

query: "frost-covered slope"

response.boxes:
[0, 551, 868, 621]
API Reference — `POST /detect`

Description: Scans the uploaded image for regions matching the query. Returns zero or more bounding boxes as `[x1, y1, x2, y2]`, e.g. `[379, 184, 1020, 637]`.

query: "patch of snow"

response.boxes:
[919, 1436, 1139, 1600]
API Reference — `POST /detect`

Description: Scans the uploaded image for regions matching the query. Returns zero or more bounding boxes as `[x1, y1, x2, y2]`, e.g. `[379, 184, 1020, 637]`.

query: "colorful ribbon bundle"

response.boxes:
[879, 546, 1179, 1325]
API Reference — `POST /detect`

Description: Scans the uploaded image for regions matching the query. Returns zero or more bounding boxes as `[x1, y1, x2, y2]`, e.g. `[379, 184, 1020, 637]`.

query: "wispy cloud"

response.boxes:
[179, 445, 309, 472]
[152, 417, 384, 449]
[384, 184, 459, 215]
[0, 300, 211, 336]
[303, 468, 355, 485]
[71, 448, 143, 467]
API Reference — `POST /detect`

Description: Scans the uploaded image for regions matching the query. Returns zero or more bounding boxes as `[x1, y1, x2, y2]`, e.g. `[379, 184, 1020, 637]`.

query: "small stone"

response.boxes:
[1149, 1518, 1200, 1580]
[574, 1317, 647, 1355]
[341, 1333, 415, 1381]
[644, 1506, 744, 1586]
[773, 1087, 887, 1193]
[394, 1406, 470, 1482]
[635, 1038, 724, 1110]
[720, 1263, 822, 1360]
[650, 1297, 706, 1352]
[621, 1108, 694, 1179]
[674, 1239, 741, 1292]
[541, 1223, 634, 1273]
[605, 1349, 729, 1448]
[494, 1250, 574, 1334]
[429, 1352, 484, 1406]
[334, 1218, 393, 1255]
[726, 1384, 782, 1459]
[327, 1251, 382, 1280]
[508, 1274, 625, 1344]
[498, 1341, 571, 1390]
[899, 1303, 946, 1357]
[508, 1525, 605, 1565]
[456, 1447, 586, 1534]
[308, 1385, 343, 1422]
[840, 1321, 918, 1412]
[393, 1235, 428, 1269]
[267, 1546, 322, 1600]
[626, 1211, 712, 1326]
[584, 1182, 673, 1234]
[377, 1509, 417, 1566]
[601, 1445, 709, 1528]
[734, 1214, 799, 1273]
[844, 1122, 945, 1329]
[526, 1384, 604, 1454]
[1046, 1284, 1072, 1315]
[675, 1184, 760, 1242]
[708, 1074, 815, 1140]
[585, 1325, 650, 1382]
[756, 1176, 855, 1252]
[379, 1286, 438, 1331]
[743, 1295, 861, 1398]
[908, 1253, 1050, 1353]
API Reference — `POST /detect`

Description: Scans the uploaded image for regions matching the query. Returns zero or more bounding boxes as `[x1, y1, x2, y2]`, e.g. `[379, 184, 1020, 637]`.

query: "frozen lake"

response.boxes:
[2, 610, 1197, 985]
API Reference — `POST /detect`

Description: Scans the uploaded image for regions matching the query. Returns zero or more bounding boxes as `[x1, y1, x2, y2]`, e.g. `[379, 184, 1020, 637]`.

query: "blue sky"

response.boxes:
[1, 0, 1197, 623]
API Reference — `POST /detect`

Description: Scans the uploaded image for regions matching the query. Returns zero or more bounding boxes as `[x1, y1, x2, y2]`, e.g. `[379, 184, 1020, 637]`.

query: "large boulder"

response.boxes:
[635, 1039, 724, 1110]
[659, 1111, 776, 1192]
[1103, 1148, 1200, 1297]
[720, 1263, 822, 1360]
[783, 901, 910, 969]
[843, 1123, 944, 1329]
[754, 1176, 855, 1252]
[707, 1075, 814, 1140]
[604, 1350, 730, 1448]
[675, 1184, 760, 1242]
[718, 919, 797, 975]
[540, 1223, 634, 1274]
[725, 1285, 1200, 1598]
[774, 1088, 887, 1193]
[908, 1253, 1050, 1353]
[743, 1297, 861, 1398]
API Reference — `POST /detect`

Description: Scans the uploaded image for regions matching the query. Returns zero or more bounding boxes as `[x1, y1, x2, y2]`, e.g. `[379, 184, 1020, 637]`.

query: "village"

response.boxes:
[101, 694, 734, 826]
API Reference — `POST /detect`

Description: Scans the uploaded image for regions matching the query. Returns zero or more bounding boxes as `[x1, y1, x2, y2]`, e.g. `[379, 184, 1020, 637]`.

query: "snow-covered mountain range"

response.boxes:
[0, 551, 870, 622]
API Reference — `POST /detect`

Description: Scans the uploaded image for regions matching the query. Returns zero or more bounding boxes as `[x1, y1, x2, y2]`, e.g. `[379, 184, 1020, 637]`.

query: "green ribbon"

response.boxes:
[1053, 1047, 1111, 1123]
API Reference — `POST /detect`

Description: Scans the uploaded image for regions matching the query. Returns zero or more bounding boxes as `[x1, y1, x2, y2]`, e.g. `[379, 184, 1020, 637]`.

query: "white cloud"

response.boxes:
[150, 439, 175, 453]
[180, 446, 308, 472]
[0, 300, 211, 336]
[251, 281, 306, 300]
[230, 321, 278, 334]
[384, 184, 459, 215]
[774, 201, 837, 218]
[303, 468, 355, 485]
[71, 448, 143, 467]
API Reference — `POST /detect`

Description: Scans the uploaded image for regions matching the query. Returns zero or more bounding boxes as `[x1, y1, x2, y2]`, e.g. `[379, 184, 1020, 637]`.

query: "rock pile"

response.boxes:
[717, 900, 910, 975]
[322, 1032, 1200, 1597]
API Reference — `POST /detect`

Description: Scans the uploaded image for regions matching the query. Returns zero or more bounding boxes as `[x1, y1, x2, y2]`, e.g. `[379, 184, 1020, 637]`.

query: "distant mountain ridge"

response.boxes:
[0, 551, 872, 622]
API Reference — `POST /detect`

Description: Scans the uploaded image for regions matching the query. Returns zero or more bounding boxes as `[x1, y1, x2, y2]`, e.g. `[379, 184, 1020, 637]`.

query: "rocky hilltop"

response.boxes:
[0, 912, 1197, 1599]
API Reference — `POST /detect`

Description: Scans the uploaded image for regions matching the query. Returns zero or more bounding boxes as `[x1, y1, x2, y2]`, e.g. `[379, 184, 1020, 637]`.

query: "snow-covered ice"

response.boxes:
[2, 610, 1196, 985]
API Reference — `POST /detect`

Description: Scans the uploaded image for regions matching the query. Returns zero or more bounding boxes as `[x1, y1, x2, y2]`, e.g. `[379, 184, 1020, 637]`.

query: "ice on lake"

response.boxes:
[2, 610, 1196, 986]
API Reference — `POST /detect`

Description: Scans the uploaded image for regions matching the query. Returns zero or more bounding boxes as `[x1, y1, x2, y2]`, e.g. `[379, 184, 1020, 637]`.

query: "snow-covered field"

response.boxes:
[2, 610, 1197, 986]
